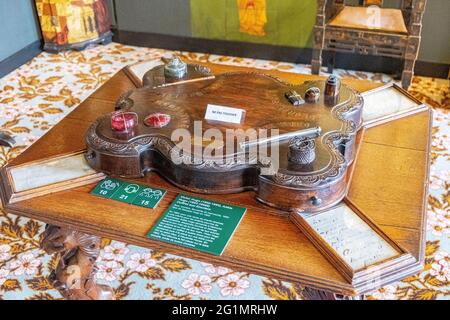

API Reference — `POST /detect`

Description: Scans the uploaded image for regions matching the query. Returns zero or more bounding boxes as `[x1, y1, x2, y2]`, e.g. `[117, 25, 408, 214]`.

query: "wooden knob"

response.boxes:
[85, 151, 95, 160]
[309, 196, 322, 206]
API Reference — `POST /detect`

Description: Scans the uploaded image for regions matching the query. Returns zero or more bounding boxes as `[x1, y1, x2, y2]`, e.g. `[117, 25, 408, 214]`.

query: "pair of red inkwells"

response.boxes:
[110, 111, 171, 132]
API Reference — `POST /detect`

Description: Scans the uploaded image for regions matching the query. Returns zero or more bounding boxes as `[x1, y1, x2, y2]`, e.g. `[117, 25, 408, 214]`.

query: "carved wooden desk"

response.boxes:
[0, 62, 430, 300]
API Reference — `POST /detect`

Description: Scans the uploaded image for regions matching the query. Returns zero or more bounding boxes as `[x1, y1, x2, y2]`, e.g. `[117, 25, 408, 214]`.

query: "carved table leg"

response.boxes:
[40, 225, 114, 300]
[301, 287, 364, 300]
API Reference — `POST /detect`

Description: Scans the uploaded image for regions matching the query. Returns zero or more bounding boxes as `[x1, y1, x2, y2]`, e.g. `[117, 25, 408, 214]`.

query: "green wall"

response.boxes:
[190, 0, 317, 48]
[0, 0, 41, 62]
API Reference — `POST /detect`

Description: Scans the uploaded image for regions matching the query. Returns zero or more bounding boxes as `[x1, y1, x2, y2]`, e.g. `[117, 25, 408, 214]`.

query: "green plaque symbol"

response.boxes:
[111, 183, 141, 203]
[91, 178, 121, 198]
[132, 187, 166, 209]
[91, 177, 166, 209]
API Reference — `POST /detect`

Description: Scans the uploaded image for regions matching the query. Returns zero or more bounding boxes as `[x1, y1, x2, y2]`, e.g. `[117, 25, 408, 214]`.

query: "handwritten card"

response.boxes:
[301, 205, 399, 270]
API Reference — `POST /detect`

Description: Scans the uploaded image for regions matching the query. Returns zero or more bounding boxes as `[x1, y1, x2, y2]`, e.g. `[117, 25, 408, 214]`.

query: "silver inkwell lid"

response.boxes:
[164, 56, 188, 79]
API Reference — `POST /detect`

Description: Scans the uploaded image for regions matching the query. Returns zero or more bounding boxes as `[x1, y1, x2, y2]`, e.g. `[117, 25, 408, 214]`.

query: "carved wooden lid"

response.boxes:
[86, 72, 363, 189]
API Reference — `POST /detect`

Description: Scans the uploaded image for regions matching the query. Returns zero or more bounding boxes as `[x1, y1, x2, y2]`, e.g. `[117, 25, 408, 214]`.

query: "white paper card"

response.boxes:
[301, 205, 399, 270]
[204, 104, 245, 124]
[10, 153, 97, 192]
[362, 86, 420, 123]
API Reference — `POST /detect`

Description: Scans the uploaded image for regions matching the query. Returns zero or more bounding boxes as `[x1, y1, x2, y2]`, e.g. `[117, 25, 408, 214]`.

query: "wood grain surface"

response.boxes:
[2, 62, 431, 296]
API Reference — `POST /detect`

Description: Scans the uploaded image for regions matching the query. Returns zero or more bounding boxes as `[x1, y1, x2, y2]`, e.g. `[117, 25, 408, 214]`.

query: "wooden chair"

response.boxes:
[311, 0, 427, 89]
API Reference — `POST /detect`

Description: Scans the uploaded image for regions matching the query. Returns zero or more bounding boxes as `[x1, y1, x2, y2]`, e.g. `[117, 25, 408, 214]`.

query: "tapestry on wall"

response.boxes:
[190, 0, 317, 48]
[35, 0, 112, 52]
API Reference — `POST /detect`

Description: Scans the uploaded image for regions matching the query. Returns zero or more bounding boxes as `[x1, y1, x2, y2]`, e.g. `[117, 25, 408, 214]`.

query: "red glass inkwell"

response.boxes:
[144, 113, 171, 128]
[110, 111, 138, 133]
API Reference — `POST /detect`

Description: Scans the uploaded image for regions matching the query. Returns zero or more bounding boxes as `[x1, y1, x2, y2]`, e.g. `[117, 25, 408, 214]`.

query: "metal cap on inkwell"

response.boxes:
[324, 74, 341, 105]
[164, 56, 187, 79]
[287, 127, 321, 165]
[288, 136, 316, 165]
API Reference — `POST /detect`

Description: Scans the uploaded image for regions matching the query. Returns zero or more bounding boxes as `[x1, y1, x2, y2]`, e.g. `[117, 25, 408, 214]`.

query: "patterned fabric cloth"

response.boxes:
[0, 43, 448, 300]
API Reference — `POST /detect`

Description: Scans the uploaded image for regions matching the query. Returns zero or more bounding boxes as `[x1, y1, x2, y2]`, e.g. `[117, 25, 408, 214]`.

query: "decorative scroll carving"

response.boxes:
[272, 131, 347, 187]
[87, 122, 262, 171]
[40, 225, 114, 300]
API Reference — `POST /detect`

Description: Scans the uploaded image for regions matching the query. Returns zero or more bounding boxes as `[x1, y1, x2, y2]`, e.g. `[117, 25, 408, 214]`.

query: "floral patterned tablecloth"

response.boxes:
[0, 43, 448, 300]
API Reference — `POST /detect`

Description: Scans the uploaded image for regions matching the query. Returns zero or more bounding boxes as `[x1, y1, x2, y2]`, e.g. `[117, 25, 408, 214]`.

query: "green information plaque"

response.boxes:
[91, 177, 166, 209]
[148, 194, 246, 256]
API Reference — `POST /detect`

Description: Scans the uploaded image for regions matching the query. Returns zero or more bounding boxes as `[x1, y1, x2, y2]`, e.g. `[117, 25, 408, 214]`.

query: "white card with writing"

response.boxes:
[301, 205, 399, 270]
[204, 104, 245, 124]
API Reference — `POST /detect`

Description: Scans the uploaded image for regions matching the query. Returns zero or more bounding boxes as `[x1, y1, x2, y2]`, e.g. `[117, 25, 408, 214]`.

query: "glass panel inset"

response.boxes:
[10, 153, 97, 192]
[362, 86, 421, 123]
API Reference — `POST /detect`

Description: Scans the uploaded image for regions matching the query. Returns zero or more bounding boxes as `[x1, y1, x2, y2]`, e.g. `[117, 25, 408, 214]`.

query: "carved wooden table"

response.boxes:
[0, 62, 431, 300]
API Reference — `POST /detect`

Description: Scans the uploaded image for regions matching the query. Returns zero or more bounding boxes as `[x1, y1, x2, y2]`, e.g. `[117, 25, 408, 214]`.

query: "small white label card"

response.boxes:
[204, 104, 245, 124]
